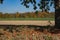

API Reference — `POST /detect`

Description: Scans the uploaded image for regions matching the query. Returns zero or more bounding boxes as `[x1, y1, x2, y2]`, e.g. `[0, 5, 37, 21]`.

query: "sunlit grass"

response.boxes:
[0, 18, 54, 21]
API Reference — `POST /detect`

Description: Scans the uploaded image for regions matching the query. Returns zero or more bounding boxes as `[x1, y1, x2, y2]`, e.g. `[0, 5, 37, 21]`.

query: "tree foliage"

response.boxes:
[0, 12, 54, 18]
[20, 0, 54, 12]
[0, 0, 3, 4]
[0, 0, 54, 12]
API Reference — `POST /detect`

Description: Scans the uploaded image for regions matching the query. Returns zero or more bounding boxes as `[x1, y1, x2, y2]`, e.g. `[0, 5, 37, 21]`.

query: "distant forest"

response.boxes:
[0, 11, 54, 18]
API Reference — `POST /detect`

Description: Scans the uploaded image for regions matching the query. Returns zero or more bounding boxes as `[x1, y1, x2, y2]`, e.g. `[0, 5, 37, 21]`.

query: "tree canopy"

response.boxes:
[0, 0, 54, 12]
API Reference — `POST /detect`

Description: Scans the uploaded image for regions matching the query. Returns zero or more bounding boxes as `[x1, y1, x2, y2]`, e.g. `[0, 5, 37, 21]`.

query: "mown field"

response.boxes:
[0, 18, 54, 21]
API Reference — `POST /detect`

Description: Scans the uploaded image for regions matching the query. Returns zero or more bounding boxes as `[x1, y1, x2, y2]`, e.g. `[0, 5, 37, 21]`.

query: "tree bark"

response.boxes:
[55, 0, 60, 29]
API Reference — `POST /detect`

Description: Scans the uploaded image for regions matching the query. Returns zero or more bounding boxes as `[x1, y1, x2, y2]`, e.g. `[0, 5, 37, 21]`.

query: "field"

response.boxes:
[0, 25, 60, 40]
[0, 18, 55, 26]
[0, 12, 56, 40]
[0, 18, 54, 20]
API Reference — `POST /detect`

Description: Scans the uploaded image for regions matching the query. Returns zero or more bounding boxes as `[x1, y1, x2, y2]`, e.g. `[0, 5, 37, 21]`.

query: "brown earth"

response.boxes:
[0, 21, 55, 26]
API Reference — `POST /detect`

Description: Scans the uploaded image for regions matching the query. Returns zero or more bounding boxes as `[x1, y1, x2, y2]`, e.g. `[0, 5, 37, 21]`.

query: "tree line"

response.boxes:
[0, 11, 54, 18]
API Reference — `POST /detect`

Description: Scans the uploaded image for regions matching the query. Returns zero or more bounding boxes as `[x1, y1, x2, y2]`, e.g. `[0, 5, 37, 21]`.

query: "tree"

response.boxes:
[21, 0, 60, 29]
[0, 12, 3, 18]
[4, 13, 9, 18]
[0, 0, 3, 4]
[0, 0, 60, 29]
[15, 12, 20, 18]
[55, 0, 60, 29]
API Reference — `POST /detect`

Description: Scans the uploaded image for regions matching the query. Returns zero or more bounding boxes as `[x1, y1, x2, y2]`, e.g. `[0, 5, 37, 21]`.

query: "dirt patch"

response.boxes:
[0, 21, 55, 26]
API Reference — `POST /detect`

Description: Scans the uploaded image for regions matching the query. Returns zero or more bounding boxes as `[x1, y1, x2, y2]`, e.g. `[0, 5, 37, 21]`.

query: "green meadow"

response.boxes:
[0, 18, 54, 21]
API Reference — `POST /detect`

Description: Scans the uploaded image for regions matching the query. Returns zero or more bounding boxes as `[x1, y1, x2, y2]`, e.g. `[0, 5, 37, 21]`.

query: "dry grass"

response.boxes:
[0, 25, 60, 40]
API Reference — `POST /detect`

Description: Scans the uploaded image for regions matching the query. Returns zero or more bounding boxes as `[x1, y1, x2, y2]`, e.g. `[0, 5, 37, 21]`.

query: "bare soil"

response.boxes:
[0, 21, 55, 26]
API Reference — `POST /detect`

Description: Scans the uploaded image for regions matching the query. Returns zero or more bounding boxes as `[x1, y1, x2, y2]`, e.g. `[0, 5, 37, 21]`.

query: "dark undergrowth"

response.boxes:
[0, 25, 59, 34]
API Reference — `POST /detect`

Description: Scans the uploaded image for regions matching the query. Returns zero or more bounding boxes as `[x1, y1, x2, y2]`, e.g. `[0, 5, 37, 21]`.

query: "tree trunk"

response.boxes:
[55, 0, 60, 29]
